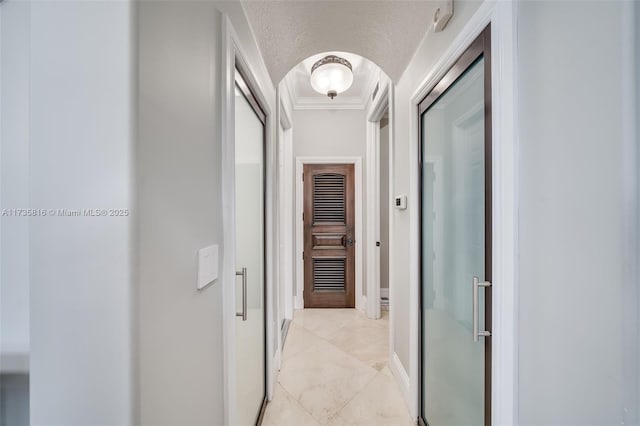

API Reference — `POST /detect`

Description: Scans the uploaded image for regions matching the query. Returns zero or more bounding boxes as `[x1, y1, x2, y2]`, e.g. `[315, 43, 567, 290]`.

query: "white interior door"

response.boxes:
[421, 56, 487, 426]
[234, 69, 266, 426]
[419, 26, 492, 425]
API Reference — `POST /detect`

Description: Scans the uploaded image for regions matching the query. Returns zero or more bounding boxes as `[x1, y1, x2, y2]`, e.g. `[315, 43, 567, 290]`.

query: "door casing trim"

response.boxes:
[364, 75, 392, 321]
[275, 90, 294, 371]
[407, 1, 519, 424]
[295, 157, 364, 311]
[221, 13, 275, 426]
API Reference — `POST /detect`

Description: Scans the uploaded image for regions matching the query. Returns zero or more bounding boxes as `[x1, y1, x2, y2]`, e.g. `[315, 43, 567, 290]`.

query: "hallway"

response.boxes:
[263, 310, 412, 426]
[1, 1, 639, 425]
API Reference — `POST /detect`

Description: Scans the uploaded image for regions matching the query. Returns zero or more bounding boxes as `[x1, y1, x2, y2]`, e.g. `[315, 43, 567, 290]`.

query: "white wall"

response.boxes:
[0, 0, 30, 362]
[0, 2, 31, 423]
[637, 2, 640, 417]
[517, 2, 638, 424]
[137, 3, 224, 424]
[137, 1, 276, 424]
[28, 1, 136, 424]
[2, 1, 273, 424]
[394, 0, 640, 423]
[293, 109, 367, 158]
[392, 0, 483, 373]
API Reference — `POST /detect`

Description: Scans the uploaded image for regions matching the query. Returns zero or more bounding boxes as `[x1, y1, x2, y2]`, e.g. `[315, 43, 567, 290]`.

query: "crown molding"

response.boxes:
[293, 102, 365, 111]
[284, 69, 368, 111]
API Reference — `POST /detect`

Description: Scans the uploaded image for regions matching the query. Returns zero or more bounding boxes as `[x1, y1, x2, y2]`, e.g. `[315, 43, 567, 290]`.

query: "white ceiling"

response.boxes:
[284, 51, 381, 109]
[241, 0, 436, 84]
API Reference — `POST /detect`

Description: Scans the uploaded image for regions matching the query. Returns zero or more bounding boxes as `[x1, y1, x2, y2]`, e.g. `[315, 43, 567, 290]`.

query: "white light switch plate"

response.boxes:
[197, 244, 218, 290]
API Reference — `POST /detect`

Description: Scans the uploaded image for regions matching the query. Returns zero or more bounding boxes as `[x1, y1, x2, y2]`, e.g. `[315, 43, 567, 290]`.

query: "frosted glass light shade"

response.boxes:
[310, 56, 353, 99]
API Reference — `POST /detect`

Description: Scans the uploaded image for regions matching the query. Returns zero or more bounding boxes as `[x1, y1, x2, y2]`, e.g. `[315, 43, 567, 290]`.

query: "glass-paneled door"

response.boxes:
[419, 26, 492, 426]
[234, 67, 267, 426]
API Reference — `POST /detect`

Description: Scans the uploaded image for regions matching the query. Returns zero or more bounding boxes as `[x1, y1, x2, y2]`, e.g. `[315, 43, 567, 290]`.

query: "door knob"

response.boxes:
[346, 236, 354, 246]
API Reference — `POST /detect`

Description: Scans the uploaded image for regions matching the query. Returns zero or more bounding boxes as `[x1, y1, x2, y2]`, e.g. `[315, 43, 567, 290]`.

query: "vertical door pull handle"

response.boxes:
[236, 267, 247, 321]
[473, 276, 491, 342]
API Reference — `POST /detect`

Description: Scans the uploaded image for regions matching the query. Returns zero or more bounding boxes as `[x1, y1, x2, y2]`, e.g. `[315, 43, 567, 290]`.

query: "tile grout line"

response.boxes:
[273, 310, 399, 425]
[295, 312, 389, 362]
[295, 312, 387, 423]
[271, 380, 322, 426]
[324, 370, 384, 425]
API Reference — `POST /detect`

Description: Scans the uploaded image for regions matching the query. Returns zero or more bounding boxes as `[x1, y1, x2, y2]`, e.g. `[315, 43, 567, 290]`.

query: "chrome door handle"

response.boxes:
[236, 267, 247, 321]
[473, 276, 491, 342]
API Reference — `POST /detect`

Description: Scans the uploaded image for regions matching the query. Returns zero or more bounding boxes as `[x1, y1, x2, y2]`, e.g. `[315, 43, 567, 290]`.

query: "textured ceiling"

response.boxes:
[242, 0, 435, 84]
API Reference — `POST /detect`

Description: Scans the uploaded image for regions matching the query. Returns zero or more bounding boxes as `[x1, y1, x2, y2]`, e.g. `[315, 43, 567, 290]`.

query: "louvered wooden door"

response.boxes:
[303, 164, 355, 308]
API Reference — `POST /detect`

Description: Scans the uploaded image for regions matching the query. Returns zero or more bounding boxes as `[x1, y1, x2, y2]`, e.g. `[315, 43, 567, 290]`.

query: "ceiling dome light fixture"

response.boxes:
[310, 55, 354, 100]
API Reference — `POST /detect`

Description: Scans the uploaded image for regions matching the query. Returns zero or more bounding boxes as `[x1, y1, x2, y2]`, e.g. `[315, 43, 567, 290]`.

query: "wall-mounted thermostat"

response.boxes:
[395, 195, 407, 210]
[433, 0, 453, 33]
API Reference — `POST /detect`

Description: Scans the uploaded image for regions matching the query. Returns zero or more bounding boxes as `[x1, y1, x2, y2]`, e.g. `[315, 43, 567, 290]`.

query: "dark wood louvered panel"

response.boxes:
[313, 257, 346, 292]
[312, 233, 346, 249]
[313, 173, 346, 224]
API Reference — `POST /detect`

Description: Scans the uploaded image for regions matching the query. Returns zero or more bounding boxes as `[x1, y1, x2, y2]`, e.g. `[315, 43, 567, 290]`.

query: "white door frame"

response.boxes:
[295, 157, 364, 311]
[276, 91, 294, 360]
[407, 1, 519, 424]
[221, 14, 276, 426]
[274, 119, 283, 371]
[365, 79, 392, 320]
[279, 96, 294, 324]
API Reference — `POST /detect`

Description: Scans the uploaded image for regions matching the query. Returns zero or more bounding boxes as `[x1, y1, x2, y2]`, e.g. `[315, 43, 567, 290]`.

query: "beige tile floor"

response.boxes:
[262, 309, 414, 426]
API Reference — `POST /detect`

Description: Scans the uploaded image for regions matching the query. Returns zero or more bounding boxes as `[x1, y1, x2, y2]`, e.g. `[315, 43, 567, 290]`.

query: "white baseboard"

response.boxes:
[275, 347, 282, 372]
[389, 352, 412, 416]
[359, 295, 367, 313]
[267, 348, 281, 402]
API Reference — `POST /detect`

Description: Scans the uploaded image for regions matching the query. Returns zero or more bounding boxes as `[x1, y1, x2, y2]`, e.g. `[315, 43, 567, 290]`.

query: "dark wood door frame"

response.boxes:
[303, 163, 356, 308]
[417, 24, 492, 426]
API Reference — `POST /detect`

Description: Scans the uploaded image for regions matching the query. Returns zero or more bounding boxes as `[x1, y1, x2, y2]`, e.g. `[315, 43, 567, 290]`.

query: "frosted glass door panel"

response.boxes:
[235, 79, 265, 426]
[421, 58, 486, 426]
